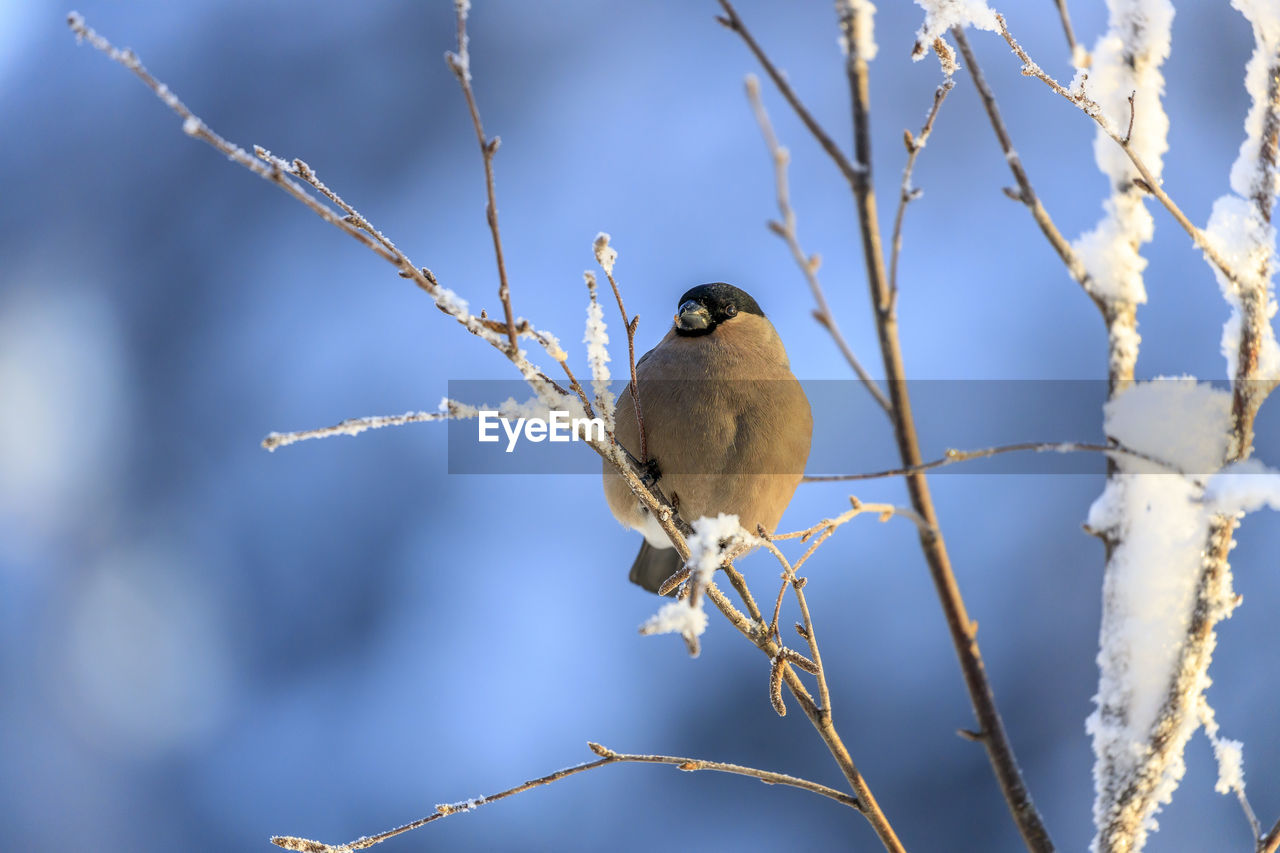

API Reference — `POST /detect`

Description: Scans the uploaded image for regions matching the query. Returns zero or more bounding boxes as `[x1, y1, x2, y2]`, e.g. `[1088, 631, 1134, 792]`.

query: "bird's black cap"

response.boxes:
[677, 282, 764, 322]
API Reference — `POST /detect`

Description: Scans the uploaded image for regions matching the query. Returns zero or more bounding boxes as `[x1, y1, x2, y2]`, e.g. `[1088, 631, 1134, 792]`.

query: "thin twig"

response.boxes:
[743, 74, 891, 416]
[764, 498, 900, 639]
[755, 536, 833, 713]
[803, 439, 1196, 484]
[446, 4, 520, 354]
[722, 561, 767, 629]
[889, 79, 955, 313]
[995, 14, 1242, 290]
[270, 742, 860, 851]
[704, 569, 904, 853]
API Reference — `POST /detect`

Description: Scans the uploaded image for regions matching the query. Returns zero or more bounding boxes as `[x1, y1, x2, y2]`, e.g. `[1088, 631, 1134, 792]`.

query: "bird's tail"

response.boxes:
[628, 541, 684, 595]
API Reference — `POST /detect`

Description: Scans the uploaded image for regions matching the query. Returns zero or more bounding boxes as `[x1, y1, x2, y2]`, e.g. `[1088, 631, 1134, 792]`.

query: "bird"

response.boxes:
[603, 282, 813, 593]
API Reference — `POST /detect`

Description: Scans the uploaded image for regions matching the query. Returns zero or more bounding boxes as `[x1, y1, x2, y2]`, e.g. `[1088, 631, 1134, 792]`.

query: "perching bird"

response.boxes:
[603, 283, 813, 593]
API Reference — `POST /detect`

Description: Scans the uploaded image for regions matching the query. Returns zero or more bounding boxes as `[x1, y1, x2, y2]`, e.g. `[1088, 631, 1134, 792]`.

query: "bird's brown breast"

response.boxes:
[603, 313, 812, 537]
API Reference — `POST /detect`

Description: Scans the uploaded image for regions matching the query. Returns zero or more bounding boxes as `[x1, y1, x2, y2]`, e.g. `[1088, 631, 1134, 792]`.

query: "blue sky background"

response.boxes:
[2, 1, 1278, 851]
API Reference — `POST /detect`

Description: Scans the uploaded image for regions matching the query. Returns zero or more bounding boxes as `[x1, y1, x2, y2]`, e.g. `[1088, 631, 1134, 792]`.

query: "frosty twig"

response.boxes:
[271, 742, 859, 852]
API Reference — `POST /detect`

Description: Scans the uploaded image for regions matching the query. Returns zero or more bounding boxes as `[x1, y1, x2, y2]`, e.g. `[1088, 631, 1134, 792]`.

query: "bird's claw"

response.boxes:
[639, 457, 662, 488]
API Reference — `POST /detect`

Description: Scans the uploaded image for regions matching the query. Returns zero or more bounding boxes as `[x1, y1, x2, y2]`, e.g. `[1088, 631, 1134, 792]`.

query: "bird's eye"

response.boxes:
[723, 304, 738, 317]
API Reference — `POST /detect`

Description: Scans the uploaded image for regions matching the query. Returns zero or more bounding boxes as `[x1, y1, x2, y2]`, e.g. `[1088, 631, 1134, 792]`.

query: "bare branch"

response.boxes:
[803, 439, 1196, 484]
[702, 560, 904, 853]
[445, 3, 520, 354]
[1051, 0, 1083, 64]
[743, 74, 891, 416]
[271, 742, 859, 851]
[720, 4, 1054, 847]
[889, 78, 955, 312]
[753, 535, 832, 713]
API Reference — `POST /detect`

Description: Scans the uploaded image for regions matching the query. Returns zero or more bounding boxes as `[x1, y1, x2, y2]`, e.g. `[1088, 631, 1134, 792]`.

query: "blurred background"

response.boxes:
[2, 1, 1277, 850]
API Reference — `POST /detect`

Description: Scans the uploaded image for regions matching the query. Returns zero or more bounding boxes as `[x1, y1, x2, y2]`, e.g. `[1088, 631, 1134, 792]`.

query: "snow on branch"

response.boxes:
[262, 401, 476, 451]
[835, 0, 878, 61]
[1198, 699, 1259, 839]
[1085, 380, 1237, 852]
[1071, 0, 1174, 386]
[582, 271, 616, 434]
[640, 514, 752, 657]
[1204, 0, 1280, 441]
[1204, 459, 1280, 515]
[1080, 6, 1280, 850]
[909, 0, 997, 61]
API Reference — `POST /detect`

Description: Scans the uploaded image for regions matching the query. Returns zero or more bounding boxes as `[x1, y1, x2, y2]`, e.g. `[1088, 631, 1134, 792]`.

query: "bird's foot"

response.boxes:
[639, 457, 661, 489]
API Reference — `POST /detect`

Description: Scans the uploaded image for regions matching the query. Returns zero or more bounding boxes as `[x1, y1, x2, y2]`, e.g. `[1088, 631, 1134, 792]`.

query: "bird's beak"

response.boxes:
[675, 300, 711, 331]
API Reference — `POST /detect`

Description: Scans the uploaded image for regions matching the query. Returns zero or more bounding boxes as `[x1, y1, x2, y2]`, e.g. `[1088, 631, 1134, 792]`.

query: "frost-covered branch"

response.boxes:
[1198, 699, 1259, 841]
[1084, 5, 1280, 849]
[270, 741, 860, 852]
[261, 402, 472, 451]
[1204, 0, 1280, 456]
[1085, 381, 1237, 853]
[994, 14, 1244, 293]
[592, 234, 648, 461]
[1067, 0, 1173, 390]
[582, 271, 617, 437]
[742, 73, 891, 416]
